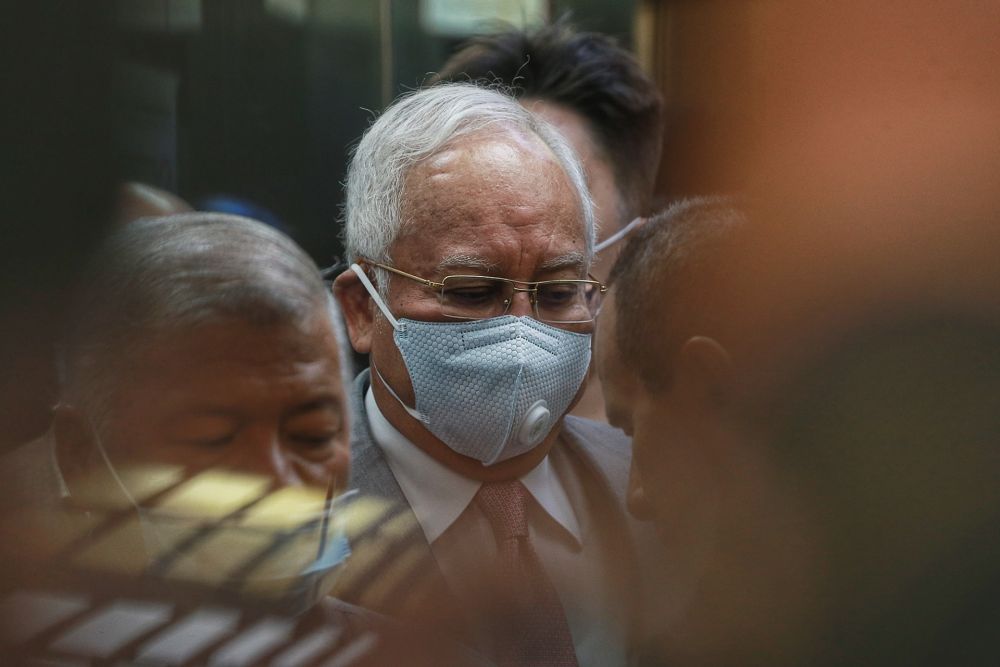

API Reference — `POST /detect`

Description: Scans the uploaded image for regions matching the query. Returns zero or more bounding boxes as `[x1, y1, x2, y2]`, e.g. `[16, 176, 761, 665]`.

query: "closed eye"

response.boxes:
[288, 430, 342, 448]
[444, 285, 499, 305]
[537, 283, 581, 308]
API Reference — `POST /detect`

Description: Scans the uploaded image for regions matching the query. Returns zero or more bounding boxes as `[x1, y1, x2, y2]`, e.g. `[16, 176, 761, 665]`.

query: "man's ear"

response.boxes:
[51, 404, 99, 489]
[332, 267, 374, 354]
[676, 336, 733, 406]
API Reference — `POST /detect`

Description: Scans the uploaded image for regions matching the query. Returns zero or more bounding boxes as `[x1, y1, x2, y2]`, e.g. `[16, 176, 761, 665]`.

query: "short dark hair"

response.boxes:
[430, 17, 663, 223]
[60, 213, 334, 423]
[609, 197, 746, 391]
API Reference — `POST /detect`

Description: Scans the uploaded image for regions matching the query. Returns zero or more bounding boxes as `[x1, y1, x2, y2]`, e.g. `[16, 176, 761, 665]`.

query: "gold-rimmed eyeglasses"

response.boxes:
[362, 259, 607, 324]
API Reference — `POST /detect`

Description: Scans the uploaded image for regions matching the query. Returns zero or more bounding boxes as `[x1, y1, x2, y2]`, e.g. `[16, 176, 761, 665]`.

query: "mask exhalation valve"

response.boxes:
[518, 400, 552, 447]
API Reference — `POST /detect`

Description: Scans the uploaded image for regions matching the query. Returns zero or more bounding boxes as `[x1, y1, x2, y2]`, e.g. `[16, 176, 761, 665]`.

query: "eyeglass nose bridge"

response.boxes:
[501, 284, 539, 314]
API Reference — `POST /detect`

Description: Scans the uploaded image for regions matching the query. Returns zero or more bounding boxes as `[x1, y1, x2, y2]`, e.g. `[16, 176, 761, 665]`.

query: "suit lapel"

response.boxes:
[336, 370, 459, 622]
[348, 370, 410, 505]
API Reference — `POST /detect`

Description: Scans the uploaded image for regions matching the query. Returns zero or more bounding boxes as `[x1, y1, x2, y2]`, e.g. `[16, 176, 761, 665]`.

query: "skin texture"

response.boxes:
[593, 292, 648, 516]
[526, 99, 625, 423]
[524, 99, 625, 284]
[336, 127, 591, 481]
[56, 313, 349, 492]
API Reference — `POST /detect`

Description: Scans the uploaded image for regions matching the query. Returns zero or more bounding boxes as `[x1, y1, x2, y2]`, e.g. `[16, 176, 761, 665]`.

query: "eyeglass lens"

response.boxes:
[439, 276, 601, 323]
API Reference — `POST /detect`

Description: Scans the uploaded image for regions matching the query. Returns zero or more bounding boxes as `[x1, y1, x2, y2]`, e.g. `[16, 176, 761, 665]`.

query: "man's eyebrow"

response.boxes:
[436, 254, 499, 274]
[538, 252, 587, 272]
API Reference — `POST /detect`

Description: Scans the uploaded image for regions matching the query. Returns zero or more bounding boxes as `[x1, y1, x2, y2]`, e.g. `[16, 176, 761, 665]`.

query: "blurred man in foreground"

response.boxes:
[596, 198, 809, 666]
[599, 194, 1000, 666]
[432, 18, 664, 422]
[334, 82, 639, 666]
[0, 214, 485, 665]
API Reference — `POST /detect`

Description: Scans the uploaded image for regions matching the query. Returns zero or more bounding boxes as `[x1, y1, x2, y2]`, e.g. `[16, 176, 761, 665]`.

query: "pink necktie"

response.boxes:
[475, 480, 579, 667]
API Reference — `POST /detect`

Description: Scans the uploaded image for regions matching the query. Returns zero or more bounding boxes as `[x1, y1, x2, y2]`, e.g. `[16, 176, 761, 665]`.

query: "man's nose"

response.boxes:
[508, 289, 535, 318]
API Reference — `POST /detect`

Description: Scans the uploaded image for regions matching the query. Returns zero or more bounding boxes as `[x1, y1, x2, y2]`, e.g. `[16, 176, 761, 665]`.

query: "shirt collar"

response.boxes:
[365, 387, 581, 545]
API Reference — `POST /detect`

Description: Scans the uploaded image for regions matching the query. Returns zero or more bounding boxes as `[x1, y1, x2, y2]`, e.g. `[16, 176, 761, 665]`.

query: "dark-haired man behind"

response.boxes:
[432, 18, 664, 422]
[432, 17, 663, 282]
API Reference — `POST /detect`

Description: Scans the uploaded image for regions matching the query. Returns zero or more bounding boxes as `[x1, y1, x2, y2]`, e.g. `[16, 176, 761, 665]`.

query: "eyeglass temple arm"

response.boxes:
[363, 260, 444, 289]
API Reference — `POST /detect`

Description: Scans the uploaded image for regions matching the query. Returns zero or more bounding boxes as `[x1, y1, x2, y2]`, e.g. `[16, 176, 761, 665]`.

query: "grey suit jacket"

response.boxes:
[336, 369, 646, 645]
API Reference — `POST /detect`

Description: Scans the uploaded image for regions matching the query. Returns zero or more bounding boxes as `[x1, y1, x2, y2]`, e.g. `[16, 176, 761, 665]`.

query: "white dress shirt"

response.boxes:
[365, 388, 628, 667]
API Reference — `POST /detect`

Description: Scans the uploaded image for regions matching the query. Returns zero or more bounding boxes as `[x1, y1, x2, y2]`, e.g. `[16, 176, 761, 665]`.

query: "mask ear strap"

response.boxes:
[351, 263, 400, 330]
[89, 423, 144, 511]
[595, 216, 645, 253]
[372, 364, 429, 424]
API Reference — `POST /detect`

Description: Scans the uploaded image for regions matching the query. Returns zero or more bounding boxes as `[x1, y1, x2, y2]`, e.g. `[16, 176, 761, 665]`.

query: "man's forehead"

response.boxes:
[110, 322, 344, 409]
[595, 294, 634, 386]
[434, 251, 587, 274]
[392, 128, 588, 276]
[405, 128, 564, 190]
[131, 317, 340, 375]
[432, 125, 553, 161]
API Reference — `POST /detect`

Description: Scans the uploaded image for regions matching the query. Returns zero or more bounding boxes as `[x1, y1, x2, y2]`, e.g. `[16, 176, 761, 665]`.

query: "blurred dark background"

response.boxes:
[104, 0, 639, 267]
[0, 0, 640, 446]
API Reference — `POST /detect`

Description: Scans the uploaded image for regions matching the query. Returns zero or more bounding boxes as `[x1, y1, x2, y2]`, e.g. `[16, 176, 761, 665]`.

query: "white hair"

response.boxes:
[342, 83, 595, 293]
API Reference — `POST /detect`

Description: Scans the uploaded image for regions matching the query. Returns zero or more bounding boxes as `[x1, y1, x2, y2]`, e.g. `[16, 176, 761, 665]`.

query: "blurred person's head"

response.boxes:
[595, 198, 745, 540]
[335, 82, 599, 481]
[597, 197, 825, 665]
[594, 2, 1000, 663]
[431, 17, 663, 281]
[113, 182, 193, 227]
[600, 197, 751, 519]
[601, 194, 1000, 667]
[54, 213, 351, 492]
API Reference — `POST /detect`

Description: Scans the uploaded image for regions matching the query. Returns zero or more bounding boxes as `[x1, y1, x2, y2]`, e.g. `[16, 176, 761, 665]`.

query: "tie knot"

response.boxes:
[476, 480, 530, 541]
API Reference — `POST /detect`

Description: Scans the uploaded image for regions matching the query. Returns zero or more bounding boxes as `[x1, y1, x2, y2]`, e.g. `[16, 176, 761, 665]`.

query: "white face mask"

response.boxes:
[352, 263, 592, 465]
[69, 424, 353, 615]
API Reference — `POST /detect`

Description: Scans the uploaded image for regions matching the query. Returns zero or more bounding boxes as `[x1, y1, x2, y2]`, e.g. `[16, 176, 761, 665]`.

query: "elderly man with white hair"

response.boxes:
[333, 83, 641, 666]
